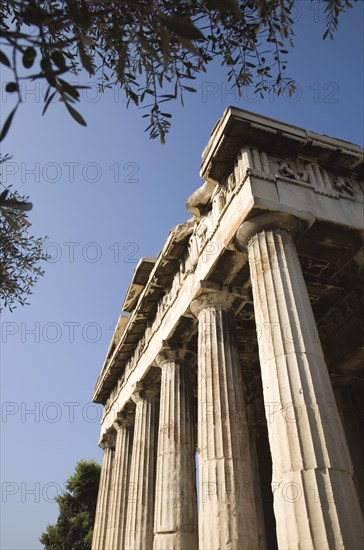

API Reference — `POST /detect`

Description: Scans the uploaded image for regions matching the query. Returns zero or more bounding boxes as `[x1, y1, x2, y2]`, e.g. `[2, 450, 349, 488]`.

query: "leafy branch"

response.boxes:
[0, 155, 50, 312]
[0, 0, 354, 142]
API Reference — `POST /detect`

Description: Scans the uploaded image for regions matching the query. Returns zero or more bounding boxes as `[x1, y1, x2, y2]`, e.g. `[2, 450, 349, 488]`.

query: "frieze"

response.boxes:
[333, 176, 355, 197]
[231, 145, 363, 202]
[277, 158, 310, 183]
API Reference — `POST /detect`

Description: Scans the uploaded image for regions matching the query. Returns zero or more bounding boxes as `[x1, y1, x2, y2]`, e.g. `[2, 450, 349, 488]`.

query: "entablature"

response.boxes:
[201, 107, 364, 185]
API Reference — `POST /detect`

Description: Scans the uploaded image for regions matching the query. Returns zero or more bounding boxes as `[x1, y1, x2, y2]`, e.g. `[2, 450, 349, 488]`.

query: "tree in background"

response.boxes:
[0, 0, 353, 143]
[0, 154, 49, 312]
[40, 460, 101, 550]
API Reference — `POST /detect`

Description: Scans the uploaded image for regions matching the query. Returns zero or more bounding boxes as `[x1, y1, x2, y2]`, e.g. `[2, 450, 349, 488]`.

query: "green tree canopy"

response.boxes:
[0, 155, 49, 312]
[0, 0, 353, 142]
[40, 460, 101, 550]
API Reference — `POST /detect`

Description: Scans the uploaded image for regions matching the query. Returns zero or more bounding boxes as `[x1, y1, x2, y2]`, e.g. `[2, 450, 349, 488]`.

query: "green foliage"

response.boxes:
[0, 0, 352, 143]
[40, 460, 101, 550]
[0, 156, 49, 312]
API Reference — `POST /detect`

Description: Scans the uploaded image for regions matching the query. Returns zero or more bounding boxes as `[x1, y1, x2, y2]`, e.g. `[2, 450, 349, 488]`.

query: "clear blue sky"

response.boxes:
[1, 3, 363, 548]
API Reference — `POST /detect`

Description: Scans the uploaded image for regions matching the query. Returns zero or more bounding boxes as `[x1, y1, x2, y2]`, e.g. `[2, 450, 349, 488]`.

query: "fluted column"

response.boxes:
[154, 349, 198, 550]
[125, 385, 159, 550]
[191, 292, 266, 550]
[236, 212, 364, 549]
[92, 432, 116, 550]
[105, 410, 134, 550]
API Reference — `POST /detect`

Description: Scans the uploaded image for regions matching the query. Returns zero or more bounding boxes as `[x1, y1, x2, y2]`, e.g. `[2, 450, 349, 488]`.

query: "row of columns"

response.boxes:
[92, 213, 363, 549]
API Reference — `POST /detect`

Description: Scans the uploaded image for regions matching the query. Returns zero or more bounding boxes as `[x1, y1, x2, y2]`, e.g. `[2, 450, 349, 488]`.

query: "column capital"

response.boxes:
[113, 408, 134, 431]
[235, 211, 311, 250]
[99, 431, 116, 450]
[155, 345, 196, 368]
[131, 382, 159, 404]
[190, 290, 235, 318]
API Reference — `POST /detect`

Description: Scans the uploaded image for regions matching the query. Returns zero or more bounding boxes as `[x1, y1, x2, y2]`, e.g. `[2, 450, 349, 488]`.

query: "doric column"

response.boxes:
[105, 410, 134, 550]
[124, 385, 159, 550]
[190, 292, 266, 550]
[91, 432, 116, 550]
[153, 348, 198, 550]
[236, 212, 364, 549]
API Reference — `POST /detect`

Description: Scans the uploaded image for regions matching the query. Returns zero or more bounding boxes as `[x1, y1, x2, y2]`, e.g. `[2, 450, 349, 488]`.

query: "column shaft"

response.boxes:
[105, 416, 134, 550]
[154, 352, 198, 549]
[92, 435, 115, 550]
[192, 293, 266, 550]
[245, 226, 364, 549]
[125, 389, 159, 550]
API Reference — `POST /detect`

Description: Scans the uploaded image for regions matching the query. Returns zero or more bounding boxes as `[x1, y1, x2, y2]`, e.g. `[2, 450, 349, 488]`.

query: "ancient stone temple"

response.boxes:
[92, 108, 364, 550]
